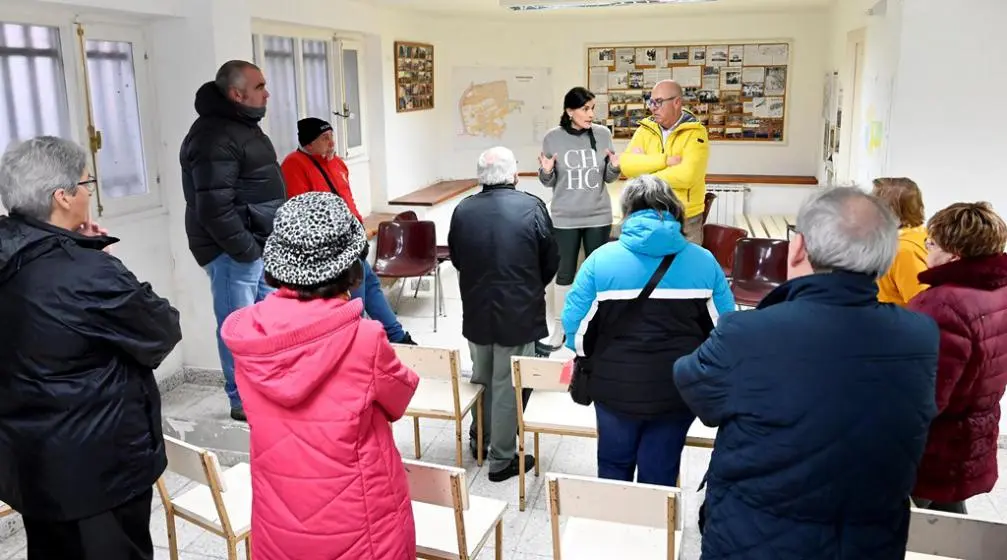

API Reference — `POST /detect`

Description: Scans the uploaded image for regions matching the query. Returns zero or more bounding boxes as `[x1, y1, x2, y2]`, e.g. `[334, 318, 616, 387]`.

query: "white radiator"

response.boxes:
[706, 184, 749, 227]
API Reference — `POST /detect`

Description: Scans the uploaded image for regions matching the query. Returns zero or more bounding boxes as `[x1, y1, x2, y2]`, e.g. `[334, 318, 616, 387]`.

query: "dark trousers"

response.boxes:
[23, 489, 154, 560]
[596, 404, 694, 487]
[913, 497, 968, 514]
[553, 225, 612, 285]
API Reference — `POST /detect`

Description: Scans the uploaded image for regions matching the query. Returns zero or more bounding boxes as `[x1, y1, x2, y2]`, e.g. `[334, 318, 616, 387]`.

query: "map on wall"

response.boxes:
[452, 66, 554, 152]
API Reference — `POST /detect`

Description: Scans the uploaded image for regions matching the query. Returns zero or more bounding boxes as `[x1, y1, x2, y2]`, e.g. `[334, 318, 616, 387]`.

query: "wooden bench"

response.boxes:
[735, 214, 796, 240]
[362, 212, 396, 240]
[388, 179, 480, 207]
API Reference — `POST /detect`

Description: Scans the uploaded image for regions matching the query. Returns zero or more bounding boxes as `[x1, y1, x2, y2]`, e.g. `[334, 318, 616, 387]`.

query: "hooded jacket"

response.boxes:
[674, 271, 939, 560]
[222, 289, 419, 560]
[180, 82, 287, 266]
[0, 213, 181, 521]
[909, 254, 1007, 503]
[562, 209, 734, 419]
[620, 113, 710, 219]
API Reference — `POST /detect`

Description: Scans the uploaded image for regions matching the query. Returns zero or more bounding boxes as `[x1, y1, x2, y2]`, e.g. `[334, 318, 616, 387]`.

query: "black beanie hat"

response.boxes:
[297, 117, 333, 147]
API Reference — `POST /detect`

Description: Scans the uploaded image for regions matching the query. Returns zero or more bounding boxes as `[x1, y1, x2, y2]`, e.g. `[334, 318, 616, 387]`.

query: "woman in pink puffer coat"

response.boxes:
[222, 192, 419, 560]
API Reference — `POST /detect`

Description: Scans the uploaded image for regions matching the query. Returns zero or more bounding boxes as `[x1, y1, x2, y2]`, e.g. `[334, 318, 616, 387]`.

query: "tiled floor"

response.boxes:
[3, 265, 1007, 559]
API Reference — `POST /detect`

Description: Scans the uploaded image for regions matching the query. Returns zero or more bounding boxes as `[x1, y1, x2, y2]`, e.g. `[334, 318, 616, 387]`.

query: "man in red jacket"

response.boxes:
[281, 118, 415, 345]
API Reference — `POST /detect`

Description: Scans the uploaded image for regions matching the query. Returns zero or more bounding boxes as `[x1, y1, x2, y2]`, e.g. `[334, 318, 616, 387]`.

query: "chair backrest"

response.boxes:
[907, 508, 1007, 560]
[731, 238, 788, 285]
[163, 435, 227, 492]
[701, 224, 748, 276]
[392, 344, 459, 381]
[394, 210, 418, 221]
[512, 356, 568, 392]
[702, 192, 717, 224]
[403, 459, 469, 511]
[375, 220, 437, 262]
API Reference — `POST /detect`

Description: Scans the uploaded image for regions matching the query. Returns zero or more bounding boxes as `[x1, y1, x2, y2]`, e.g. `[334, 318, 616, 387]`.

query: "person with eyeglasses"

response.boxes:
[538, 87, 621, 350]
[0, 136, 182, 560]
[907, 202, 1007, 515]
[620, 80, 710, 244]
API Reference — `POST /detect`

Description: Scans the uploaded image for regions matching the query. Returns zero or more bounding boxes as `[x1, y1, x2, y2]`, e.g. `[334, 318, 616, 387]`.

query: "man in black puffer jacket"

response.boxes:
[180, 60, 286, 421]
[448, 146, 560, 482]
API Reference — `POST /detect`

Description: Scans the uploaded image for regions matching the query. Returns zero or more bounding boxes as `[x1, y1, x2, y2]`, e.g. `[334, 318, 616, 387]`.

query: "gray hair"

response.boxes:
[0, 136, 88, 221]
[620, 174, 684, 222]
[215, 60, 259, 94]
[796, 186, 898, 278]
[477, 146, 517, 186]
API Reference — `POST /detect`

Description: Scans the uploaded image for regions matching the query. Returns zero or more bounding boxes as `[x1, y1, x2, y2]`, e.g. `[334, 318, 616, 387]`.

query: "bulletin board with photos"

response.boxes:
[395, 41, 434, 113]
[587, 42, 791, 142]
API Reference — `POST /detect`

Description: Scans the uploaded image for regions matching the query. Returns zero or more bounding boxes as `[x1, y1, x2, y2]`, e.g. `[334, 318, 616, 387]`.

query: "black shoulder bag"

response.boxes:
[568, 253, 676, 406]
[305, 155, 369, 261]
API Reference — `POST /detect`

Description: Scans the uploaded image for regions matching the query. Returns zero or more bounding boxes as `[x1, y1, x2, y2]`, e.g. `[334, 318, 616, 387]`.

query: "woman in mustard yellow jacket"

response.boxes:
[872, 177, 928, 305]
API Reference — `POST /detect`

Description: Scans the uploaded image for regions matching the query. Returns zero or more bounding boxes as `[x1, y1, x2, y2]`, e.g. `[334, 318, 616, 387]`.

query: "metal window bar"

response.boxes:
[84, 39, 147, 198]
[0, 22, 71, 154]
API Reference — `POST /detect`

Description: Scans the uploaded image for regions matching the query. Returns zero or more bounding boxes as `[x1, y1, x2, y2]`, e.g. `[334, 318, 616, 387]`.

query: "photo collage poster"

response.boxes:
[587, 42, 790, 142]
[395, 42, 434, 112]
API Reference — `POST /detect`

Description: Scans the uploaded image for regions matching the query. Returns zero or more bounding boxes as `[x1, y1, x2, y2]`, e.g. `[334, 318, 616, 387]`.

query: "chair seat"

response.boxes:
[561, 517, 682, 559]
[413, 495, 507, 559]
[524, 391, 596, 435]
[374, 257, 437, 278]
[406, 379, 482, 417]
[905, 554, 960, 560]
[0, 500, 12, 518]
[686, 419, 717, 448]
[173, 462, 252, 536]
[436, 246, 450, 262]
[731, 279, 779, 306]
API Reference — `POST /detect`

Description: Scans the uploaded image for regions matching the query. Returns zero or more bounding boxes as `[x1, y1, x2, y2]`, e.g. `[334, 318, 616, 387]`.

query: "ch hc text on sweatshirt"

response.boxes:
[539, 124, 621, 229]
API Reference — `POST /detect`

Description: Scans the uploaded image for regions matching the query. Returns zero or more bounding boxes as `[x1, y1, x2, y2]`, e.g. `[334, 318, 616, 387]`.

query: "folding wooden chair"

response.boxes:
[547, 473, 683, 559]
[155, 436, 251, 560]
[405, 459, 507, 560]
[906, 506, 1007, 559]
[395, 344, 484, 467]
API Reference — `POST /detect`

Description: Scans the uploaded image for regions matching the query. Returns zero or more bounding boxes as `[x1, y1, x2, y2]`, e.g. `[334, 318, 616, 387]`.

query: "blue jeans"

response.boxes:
[595, 404, 695, 487]
[203, 254, 274, 408]
[351, 258, 407, 342]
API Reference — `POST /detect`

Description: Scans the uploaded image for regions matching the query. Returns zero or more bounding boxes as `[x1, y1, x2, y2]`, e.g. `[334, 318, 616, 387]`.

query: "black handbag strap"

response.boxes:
[305, 152, 339, 195]
[591, 253, 675, 356]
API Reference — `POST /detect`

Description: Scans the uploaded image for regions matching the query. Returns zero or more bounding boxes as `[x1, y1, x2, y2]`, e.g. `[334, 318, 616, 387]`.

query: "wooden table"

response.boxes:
[735, 214, 796, 240]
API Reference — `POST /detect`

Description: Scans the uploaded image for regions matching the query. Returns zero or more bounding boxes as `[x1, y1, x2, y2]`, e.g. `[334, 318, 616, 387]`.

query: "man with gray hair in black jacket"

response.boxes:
[180, 60, 286, 421]
[449, 146, 560, 482]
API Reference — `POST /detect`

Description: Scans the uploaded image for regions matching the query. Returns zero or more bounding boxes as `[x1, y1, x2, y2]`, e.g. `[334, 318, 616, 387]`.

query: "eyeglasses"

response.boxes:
[647, 96, 678, 110]
[925, 237, 938, 251]
[786, 223, 798, 242]
[77, 177, 97, 194]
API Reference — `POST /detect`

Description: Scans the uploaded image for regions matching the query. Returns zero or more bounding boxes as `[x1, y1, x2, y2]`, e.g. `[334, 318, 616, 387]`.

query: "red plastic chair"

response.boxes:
[373, 220, 441, 330]
[702, 224, 748, 277]
[394, 210, 418, 221]
[731, 238, 789, 308]
[702, 192, 717, 224]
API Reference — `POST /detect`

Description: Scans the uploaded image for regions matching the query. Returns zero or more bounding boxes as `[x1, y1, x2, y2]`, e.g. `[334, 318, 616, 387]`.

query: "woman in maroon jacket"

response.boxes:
[908, 201, 1007, 513]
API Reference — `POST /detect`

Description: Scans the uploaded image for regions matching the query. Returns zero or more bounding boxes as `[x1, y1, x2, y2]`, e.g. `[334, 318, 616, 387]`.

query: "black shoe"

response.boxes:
[535, 340, 563, 357]
[488, 455, 536, 482]
[230, 406, 247, 422]
[397, 332, 418, 345]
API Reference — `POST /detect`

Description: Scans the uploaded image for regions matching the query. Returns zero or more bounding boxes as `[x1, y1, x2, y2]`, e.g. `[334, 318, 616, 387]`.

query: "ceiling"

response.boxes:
[360, 0, 834, 18]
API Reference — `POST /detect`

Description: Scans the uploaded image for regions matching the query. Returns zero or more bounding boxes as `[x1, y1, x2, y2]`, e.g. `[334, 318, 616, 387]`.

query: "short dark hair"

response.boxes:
[928, 202, 1007, 259]
[215, 60, 259, 94]
[264, 260, 364, 300]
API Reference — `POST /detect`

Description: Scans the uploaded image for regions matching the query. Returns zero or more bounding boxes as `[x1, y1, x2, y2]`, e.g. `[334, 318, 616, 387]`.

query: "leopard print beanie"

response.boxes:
[263, 192, 367, 286]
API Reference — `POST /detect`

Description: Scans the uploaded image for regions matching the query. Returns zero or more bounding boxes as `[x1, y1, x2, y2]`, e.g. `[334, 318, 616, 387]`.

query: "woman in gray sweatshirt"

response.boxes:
[539, 86, 621, 347]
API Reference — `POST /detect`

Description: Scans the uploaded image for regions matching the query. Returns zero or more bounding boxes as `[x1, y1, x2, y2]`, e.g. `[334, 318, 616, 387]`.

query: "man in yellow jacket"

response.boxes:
[621, 79, 710, 243]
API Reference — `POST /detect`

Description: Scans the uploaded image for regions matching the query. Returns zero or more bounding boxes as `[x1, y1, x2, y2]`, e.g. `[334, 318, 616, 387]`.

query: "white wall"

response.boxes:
[417, 9, 830, 187]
